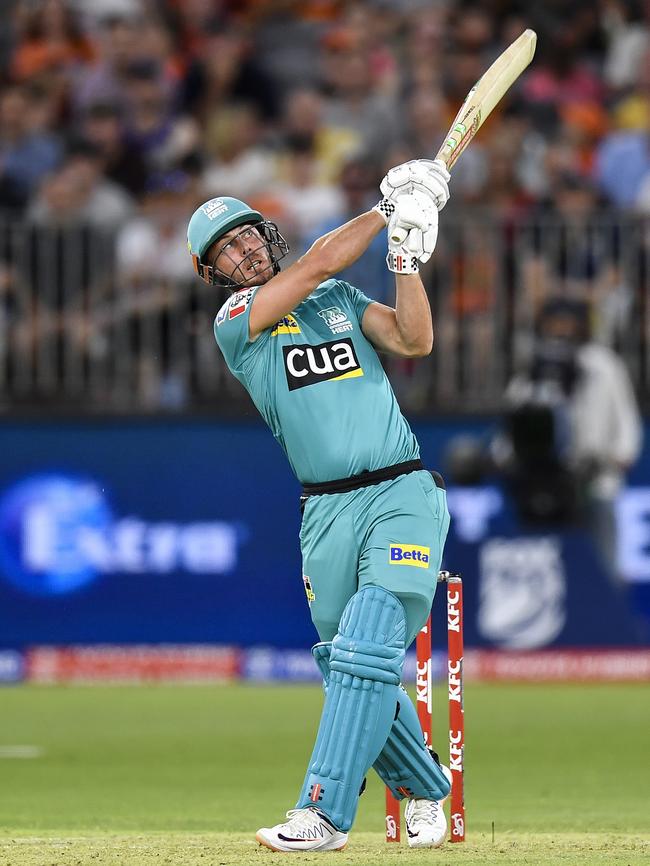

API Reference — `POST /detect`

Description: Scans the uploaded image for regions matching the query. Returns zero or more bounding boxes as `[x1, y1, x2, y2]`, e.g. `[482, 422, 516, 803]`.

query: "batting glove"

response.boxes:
[380, 158, 451, 212]
[385, 192, 439, 273]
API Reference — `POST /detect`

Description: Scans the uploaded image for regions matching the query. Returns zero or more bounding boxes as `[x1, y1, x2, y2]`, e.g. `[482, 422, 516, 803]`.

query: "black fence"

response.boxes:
[0, 214, 647, 414]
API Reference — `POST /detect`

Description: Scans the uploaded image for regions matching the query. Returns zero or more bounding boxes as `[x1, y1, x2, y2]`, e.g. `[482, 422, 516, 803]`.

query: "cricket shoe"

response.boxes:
[256, 807, 348, 852]
[405, 764, 453, 848]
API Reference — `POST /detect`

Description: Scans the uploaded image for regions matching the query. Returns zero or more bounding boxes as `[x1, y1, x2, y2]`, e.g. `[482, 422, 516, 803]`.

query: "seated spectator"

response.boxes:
[11, 0, 95, 81]
[79, 101, 148, 197]
[594, 129, 650, 209]
[522, 35, 604, 109]
[0, 82, 62, 212]
[301, 156, 391, 304]
[115, 170, 195, 285]
[602, 0, 649, 93]
[521, 173, 631, 347]
[72, 12, 140, 113]
[180, 22, 279, 122]
[123, 61, 200, 174]
[27, 139, 133, 229]
[320, 36, 398, 160]
[201, 103, 275, 201]
[115, 170, 197, 409]
[268, 136, 344, 248]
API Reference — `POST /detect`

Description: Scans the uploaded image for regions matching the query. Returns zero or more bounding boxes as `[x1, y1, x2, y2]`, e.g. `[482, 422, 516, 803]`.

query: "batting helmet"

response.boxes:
[187, 196, 289, 288]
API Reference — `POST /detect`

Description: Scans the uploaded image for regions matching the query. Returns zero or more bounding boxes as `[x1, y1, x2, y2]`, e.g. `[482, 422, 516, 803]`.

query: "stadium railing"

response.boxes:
[0, 214, 646, 414]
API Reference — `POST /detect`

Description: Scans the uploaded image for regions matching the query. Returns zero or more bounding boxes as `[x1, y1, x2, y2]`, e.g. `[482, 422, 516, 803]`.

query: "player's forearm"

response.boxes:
[304, 211, 385, 277]
[248, 211, 385, 338]
[394, 273, 433, 356]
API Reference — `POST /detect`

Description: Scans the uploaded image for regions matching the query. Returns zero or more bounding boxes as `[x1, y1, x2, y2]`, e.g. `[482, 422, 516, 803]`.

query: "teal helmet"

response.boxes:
[187, 196, 289, 289]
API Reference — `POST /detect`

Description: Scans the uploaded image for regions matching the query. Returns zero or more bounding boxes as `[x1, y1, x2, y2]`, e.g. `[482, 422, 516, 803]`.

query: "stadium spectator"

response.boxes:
[72, 12, 140, 112]
[302, 156, 391, 304]
[0, 82, 62, 212]
[267, 136, 344, 247]
[595, 129, 650, 210]
[274, 87, 359, 184]
[78, 101, 148, 197]
[122, 61, 200, 175]
[115, 170, 197, 409]
[521, 172, 632, 347]
[27, 138, 133, 229]
[11, 0, 95, 82]
[181, 22, 278, 122]
[320, 29, 398, 160]
[601, 0, 649, 92]
[201, 103, 275, 202]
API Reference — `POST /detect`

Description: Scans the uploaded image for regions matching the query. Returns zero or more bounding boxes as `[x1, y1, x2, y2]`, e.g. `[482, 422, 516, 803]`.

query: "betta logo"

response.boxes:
[0, 475, 243, 597]
[389, 543, 430, 569]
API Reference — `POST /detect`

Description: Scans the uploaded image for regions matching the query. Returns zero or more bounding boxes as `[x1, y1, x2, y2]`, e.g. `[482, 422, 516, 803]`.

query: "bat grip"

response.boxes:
[390, 227, 408, 244]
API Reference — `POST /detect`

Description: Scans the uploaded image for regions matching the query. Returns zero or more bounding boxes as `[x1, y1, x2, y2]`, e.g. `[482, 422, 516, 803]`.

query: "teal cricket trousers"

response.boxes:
[299, 469, 450, 647]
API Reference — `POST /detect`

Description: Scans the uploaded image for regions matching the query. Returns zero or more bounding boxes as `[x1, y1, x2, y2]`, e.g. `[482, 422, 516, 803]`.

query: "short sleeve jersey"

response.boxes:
[214, 279, 420, 484]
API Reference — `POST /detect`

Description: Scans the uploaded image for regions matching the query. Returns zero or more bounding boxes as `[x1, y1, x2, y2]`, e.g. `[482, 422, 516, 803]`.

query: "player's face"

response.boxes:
[207, 225, 274, 288]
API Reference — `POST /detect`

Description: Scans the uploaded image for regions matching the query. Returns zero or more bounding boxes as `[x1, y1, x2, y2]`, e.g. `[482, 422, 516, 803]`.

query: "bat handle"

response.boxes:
[390, 227, 408, 244]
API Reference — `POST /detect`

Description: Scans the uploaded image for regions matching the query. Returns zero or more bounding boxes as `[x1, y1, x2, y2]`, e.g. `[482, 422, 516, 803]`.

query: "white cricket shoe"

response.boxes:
[405, 764, 453, 848]
[256, 807, 348, 852]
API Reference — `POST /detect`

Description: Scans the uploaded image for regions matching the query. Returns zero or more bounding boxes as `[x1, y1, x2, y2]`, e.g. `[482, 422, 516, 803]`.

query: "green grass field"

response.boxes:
[0, 683, 648, 865]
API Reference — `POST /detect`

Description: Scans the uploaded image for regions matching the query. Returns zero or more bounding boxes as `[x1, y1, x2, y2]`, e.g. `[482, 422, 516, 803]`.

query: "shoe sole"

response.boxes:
[256, 831, 347, 853]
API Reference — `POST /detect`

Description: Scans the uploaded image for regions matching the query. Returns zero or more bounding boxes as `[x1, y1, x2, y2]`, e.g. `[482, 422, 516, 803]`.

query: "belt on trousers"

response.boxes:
[300, 458, 448, 503]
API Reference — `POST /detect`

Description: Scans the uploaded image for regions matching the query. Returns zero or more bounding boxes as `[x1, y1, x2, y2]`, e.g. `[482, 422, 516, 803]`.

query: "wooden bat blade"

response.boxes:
[436, 29, 537, 170]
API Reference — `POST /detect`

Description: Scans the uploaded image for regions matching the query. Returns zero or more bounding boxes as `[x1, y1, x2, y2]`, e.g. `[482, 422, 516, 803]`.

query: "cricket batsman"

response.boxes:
[187, 158, 452, 852]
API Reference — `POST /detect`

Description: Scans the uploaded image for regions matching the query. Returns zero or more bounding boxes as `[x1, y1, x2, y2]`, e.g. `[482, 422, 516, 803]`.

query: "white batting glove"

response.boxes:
[381, 158, 451, 211]
[385, 192, 439, 273]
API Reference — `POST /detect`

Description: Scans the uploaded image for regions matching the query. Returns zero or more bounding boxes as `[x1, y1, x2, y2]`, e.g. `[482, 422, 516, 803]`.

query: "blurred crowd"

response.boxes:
[0, 0, 648, 411]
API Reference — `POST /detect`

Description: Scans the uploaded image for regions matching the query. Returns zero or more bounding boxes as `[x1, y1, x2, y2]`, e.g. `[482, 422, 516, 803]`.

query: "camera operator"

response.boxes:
[498, 297, 642, 581]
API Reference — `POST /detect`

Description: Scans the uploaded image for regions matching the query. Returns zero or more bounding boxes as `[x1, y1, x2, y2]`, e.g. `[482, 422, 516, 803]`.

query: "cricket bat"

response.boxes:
[391, 29, 537, 243]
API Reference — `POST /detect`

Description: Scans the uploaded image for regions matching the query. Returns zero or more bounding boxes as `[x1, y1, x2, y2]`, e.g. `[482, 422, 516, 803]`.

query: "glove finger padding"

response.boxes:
[391, 191, 435, 232]
[406, 228, 423, 255]
[418, 210, 439, 263]
[418, 224, 438, 264]
[380, 164, 411, 197]
[380, 159, 451, 211]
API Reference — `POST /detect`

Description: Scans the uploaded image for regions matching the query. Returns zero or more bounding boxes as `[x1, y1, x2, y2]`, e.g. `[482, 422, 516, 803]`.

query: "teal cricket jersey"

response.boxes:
[214, 278, 420, 483]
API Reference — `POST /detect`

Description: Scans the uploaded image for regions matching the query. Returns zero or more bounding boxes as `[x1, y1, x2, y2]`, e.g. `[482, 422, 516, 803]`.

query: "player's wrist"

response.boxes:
[372, 198, 396, 225]
[386, 248, 419, 274]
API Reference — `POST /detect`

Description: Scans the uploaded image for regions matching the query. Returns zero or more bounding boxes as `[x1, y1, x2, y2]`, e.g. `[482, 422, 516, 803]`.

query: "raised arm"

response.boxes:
[361, 274, 433, 358]
[248, 211, 385, 339]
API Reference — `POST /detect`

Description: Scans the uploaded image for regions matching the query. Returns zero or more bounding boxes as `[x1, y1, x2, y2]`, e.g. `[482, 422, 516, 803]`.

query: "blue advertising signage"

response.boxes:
[0, 418, 647, 649]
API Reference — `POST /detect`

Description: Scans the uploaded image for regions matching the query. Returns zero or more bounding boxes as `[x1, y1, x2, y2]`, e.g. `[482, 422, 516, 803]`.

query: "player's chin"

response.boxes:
[241, 266, 274, 288]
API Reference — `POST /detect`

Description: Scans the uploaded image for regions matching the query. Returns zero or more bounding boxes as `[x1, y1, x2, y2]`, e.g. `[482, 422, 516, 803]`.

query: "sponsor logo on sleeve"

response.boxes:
[271, 314, 301, 336]
[389, 543, 431, 569]
[216, 300, 229, 326]
[318, 306, 353, 334]
[282, 338, 363, 390]
[228, 288, 254, 320]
